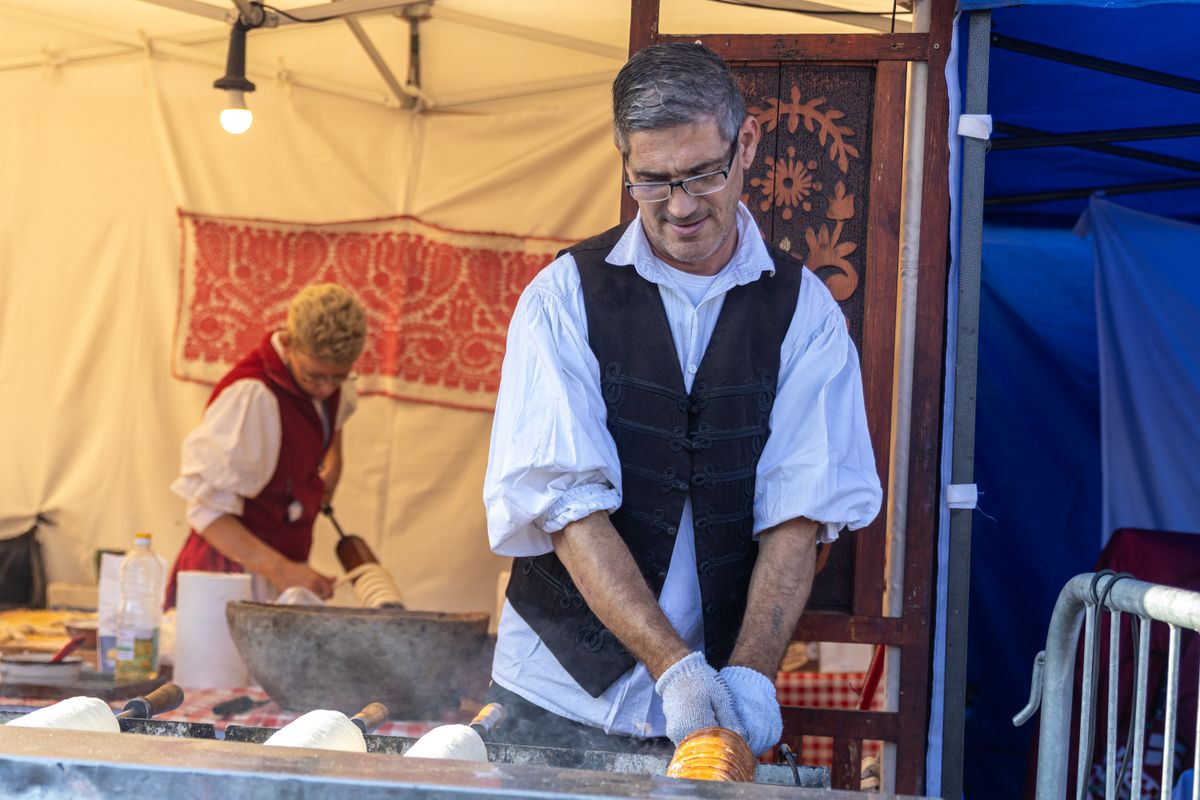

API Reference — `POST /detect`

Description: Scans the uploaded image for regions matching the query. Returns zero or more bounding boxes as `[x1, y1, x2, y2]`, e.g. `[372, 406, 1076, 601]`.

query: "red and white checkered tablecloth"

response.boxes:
[774, 671, 883, 769]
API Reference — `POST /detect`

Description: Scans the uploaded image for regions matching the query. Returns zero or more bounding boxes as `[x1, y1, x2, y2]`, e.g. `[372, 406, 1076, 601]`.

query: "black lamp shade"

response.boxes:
[213, 19, 257, 93]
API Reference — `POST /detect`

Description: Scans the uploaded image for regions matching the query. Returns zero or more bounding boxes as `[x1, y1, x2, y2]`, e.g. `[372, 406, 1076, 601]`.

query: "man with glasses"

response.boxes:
[484, 43, 881, 756]
[165, 284, 367, 608]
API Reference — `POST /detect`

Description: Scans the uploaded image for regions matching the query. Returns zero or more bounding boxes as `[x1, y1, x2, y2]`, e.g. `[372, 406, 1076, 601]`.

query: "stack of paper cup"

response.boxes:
[174, 571, 252, 689]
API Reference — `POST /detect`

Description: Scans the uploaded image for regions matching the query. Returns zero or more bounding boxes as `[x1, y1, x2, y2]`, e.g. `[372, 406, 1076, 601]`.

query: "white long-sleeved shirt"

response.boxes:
[170, 332, 358, 535]
[483, 204, 882, 738]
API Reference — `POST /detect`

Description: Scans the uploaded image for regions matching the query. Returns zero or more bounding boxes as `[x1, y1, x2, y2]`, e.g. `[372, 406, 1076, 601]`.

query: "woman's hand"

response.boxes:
[275, 561, 335, 600]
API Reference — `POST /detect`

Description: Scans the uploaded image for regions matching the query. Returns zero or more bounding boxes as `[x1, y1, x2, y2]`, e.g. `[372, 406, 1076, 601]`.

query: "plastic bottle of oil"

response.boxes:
[114, 532, 164, 681]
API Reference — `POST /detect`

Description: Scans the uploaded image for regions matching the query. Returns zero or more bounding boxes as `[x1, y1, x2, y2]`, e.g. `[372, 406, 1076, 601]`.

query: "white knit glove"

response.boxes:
[719, 665, 783, 756]
[655, 651, 748, 746]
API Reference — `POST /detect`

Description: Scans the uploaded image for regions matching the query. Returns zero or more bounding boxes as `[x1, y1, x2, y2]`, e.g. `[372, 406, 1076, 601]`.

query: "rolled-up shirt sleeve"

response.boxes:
[755, 272, 883, 543]
[170, 379, 282, 534]
[484, 258, 622, 557]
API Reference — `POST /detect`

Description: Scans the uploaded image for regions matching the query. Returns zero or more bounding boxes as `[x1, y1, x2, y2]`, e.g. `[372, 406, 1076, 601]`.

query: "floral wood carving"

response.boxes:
[750, 146, 822, 221]
[747, 83, 864, 302]
[751, 85, 860, 174]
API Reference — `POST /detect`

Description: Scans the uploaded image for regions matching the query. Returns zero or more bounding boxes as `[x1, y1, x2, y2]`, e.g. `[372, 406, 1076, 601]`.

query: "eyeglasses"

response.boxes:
[296, 365, 357, 387]
[288, 352, 357, 387]
[624, 140, 739, 204]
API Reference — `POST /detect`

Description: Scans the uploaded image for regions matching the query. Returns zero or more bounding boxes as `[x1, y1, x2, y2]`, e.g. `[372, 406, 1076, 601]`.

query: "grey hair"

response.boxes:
[612, 43, 746, 155]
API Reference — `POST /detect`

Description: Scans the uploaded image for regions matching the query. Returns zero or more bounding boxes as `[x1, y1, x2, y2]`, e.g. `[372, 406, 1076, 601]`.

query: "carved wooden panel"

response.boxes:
[739, 64, 875, 348]
[736, 64, 879, 613]
[637, 4, 953, 790]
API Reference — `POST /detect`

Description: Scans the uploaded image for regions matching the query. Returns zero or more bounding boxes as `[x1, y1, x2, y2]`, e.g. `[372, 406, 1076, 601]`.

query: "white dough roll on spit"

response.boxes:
[262, 703, 387, 752]
[263, 709, 367, 752]
[5, 696, 120, 734]
[403, 702, 504, 763]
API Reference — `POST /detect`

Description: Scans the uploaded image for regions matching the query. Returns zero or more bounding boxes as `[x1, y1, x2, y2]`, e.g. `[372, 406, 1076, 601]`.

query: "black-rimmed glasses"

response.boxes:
[295, 363, 358, 387]
[624, 140, 739, 203]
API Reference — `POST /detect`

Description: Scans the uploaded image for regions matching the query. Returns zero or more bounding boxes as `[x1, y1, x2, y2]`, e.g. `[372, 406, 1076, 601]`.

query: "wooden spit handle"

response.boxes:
[323, 504, 381, 571]
[350, 702, 390, 734]
[336, 535, 379, 572]
[117, 683, 185, 719]
[468, 703, 506, 738]
[321, 504, 348, 539]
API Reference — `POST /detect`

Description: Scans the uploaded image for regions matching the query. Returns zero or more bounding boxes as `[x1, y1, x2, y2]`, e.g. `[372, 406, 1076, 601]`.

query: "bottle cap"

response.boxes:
[134, 531, 153, 546]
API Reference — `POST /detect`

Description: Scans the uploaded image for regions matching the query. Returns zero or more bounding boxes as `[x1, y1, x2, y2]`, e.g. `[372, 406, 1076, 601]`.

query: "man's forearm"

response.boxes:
[552, 511, 690, 679]
[728, 517, 819, 676]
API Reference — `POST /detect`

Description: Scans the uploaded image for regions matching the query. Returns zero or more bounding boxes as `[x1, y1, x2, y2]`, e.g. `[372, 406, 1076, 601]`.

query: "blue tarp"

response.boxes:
[965, 223, 1102, 799]
[965, 203, 1200, 798]
[960, 2, 1200, 795]
[961, 0, 1198, 8]
[975, 4, 1200, 223]
[1080, 197, 1200, 539]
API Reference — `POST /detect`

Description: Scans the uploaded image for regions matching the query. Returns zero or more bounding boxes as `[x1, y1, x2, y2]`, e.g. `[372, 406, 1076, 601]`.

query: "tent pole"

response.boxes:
[991, 32, 1200, 95]
[987, 177, 1200, 207]
[883, 0, 933, 790]
[990, 123, 1200, 150]
[940, 9, 990, 800]
[993, 122, 1200, 174]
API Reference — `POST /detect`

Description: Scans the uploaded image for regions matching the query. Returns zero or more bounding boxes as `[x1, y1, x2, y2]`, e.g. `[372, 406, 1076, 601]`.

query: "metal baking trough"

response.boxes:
[0, 725, 872, 799]
[225, 601, 491, 717]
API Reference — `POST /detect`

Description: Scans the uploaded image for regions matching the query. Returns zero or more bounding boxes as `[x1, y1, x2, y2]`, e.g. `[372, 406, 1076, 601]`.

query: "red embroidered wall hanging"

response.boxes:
[173, 210, 571, 411]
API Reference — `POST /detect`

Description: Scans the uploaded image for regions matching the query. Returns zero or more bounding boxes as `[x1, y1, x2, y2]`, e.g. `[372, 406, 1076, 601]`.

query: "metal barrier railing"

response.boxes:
[1013, 572, 1200, 799]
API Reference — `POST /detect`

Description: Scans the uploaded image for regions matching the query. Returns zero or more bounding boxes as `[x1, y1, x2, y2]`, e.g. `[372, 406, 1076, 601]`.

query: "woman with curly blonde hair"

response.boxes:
[165, 284, 367, 607]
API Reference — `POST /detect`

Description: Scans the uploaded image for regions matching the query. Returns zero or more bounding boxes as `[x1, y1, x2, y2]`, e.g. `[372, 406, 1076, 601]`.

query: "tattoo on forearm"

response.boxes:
[771, 605, 784, 636]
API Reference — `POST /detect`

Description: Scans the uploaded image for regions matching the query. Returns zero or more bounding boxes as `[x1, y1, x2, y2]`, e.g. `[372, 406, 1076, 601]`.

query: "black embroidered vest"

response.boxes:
[505, 222, 802, 697]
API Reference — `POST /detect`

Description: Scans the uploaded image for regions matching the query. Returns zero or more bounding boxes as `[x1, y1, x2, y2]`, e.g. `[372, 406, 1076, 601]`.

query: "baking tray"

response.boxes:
[0, 667, 169, 701]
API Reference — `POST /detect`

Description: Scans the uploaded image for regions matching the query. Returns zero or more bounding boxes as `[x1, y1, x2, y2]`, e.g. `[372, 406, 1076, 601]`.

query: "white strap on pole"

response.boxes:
[945, 483, 979, 510]
[957, 114, 993, 141]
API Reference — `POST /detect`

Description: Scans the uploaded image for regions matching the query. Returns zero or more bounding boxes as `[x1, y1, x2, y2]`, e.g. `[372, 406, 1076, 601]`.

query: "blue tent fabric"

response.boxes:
[976, 4, 1200, 223]
[958, 2, 1200, 795]
[961, 0, 1199, 8]
[965, 223, 1102, 800]
[1079, 197, 1200, 540]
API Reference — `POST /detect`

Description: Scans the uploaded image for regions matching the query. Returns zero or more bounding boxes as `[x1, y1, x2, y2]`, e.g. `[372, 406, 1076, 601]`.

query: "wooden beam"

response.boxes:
[832, 737, 864, 791]
[854, 58, 908, 619]
[893, 0, 955, 793]
[780, 707, 900, 740]
[657, 33, 928, 62]
[621, 0, 660, 221]
[793, 613, 904, 646]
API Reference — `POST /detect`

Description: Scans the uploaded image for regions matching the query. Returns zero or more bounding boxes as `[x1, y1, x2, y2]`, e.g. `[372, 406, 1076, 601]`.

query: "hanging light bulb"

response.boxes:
[220, 90, 253, 135]
[214, 19, 257, 135]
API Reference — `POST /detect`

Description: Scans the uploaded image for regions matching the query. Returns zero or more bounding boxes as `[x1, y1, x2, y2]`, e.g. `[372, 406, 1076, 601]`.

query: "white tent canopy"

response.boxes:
[0, 0, 911, 619]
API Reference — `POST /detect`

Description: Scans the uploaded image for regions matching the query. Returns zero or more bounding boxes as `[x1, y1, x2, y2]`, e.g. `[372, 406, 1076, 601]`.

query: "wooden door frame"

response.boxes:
[623, 1, 955, 793]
